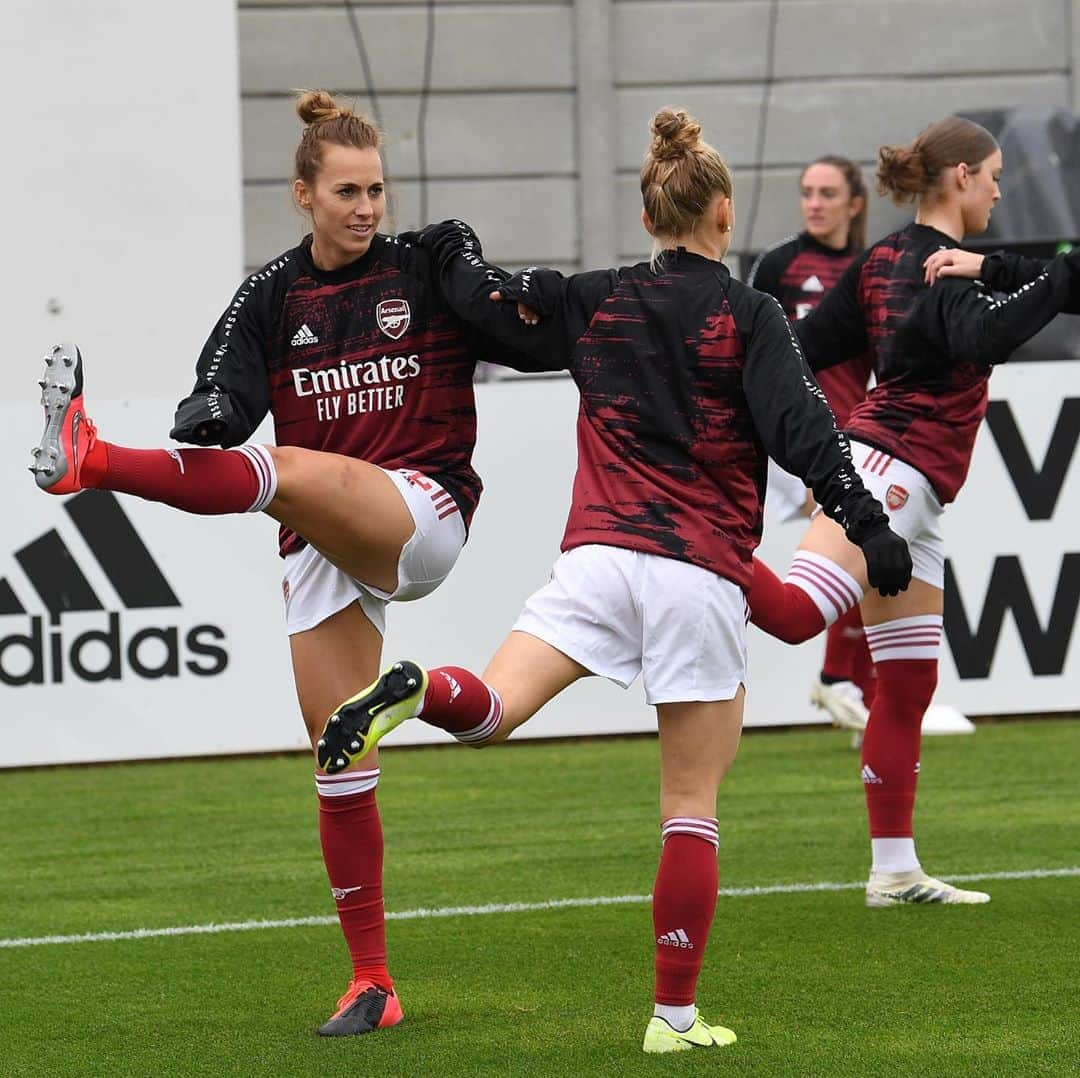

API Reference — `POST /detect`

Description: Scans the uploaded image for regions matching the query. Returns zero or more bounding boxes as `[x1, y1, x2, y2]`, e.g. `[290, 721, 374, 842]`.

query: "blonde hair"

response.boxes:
[293, 89, 383, 184]
[877, 116, 998, 205]
[640, 107, 734, 260]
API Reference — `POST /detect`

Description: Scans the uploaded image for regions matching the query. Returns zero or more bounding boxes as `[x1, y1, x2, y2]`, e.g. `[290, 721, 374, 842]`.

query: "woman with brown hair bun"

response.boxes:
[312, 106, 909, 1052]
[31, 89, 539, 1037]
[745, 116, 1080, 907]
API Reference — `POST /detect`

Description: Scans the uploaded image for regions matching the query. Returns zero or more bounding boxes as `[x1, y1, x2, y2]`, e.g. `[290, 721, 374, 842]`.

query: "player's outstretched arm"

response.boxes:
[740, 290, 911, 596]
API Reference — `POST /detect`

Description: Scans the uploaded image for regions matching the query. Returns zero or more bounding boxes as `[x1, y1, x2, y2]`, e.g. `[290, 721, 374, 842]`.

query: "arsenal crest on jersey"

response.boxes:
[885, 484, 909, 511]
[377, 298, 411, 340]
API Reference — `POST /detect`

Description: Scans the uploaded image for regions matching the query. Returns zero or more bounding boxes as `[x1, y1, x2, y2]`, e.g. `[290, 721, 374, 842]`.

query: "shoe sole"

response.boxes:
[32, 343, 82, 491]
[317, 661, 427, 774]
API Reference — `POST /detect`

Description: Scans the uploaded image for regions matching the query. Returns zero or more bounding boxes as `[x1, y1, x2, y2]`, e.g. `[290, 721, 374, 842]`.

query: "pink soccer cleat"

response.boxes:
[31, 342, 97, 494]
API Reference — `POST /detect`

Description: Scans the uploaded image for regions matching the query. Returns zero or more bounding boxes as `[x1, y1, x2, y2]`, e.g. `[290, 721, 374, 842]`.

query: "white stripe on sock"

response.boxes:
[865, 615, 943, 663]
[785, 551, 862, 625]
[662, 817, 719, 849]
[234, 445, 278, 513]
[315, 767, 380, 798]
[454, 687, 504, 745]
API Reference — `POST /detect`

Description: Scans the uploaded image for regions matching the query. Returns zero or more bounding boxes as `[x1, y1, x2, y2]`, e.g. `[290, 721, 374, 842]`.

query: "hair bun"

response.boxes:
[649, 107, 702, 161]
[295, 89, 351, 126]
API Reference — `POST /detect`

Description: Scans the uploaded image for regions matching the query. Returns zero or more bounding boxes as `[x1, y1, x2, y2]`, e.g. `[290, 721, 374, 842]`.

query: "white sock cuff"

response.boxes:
[315, 767, 380, 798]
[865, 615, 943, 663]
[785, 551, 862, 626]
[233, 444, 278, 513]
[454, 687, 504, 745]
[661, 816, 719, 849]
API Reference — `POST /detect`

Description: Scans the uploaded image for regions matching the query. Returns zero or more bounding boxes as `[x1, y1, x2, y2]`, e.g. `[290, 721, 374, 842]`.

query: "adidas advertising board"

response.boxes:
[1, 401, 304, 767]
[1, 363, 1077, 768]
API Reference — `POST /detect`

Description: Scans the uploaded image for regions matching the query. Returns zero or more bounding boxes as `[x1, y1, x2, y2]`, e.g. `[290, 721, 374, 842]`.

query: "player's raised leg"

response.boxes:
[317, 630, 588, 773]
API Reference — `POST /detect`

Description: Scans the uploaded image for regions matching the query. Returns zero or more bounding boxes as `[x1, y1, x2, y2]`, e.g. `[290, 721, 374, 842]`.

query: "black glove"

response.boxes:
[859, 526, 913, 597]
[399, 219, 482, 269]
[171, 392, 232, 446]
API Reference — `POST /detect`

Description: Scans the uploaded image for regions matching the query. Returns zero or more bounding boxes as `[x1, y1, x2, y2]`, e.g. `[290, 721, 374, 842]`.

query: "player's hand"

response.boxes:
[488, 268, 545, 323]
[488, 289, 540, 325]
[859, 526, 913, 597]
[924, 248, 985, 284]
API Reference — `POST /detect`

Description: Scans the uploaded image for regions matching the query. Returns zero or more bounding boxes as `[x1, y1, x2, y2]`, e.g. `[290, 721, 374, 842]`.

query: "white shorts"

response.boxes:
[765, 458, 813, 524]
[282, 468, 467, 636]
[849, 440, 945, 589]
[513, 545, 748, 705]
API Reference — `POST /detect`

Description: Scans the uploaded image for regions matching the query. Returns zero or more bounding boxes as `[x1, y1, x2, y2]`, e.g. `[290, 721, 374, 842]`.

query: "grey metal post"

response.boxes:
[574, 0, 617, 269]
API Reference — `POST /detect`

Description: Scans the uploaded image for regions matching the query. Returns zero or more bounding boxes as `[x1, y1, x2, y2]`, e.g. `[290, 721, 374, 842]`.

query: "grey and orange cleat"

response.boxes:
[318, 980, 403, 1037]
[31, 342, 97, 494]
[866, 869, 990, 907]
[317, 660, 428, 774]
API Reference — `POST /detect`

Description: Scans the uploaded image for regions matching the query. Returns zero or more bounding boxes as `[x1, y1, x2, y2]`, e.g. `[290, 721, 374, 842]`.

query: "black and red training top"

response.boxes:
[413, 221, 890, 591]
[796, 222, 1080, 504]
[170, 234, 537, 556]
[747, 232, 871, 426]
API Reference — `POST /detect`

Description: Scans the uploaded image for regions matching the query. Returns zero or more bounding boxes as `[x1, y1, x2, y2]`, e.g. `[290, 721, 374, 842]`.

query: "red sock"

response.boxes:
[747, 557, 827, 644]
[420, 666, 504, 745]
[316, 774, 391, 986]
[821, 606, 863, 682]
[861, 659, 937, 837]
[851, 629, 877, 709]
[86, 442, 273, 514]
[653, 823, 719, 1006]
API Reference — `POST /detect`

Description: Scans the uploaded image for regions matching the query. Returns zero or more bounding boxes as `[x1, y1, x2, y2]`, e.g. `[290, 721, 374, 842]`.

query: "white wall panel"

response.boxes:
[239, 5, 574, 93]
[243, 92, 575, 181]
[1, 0, 243, 401]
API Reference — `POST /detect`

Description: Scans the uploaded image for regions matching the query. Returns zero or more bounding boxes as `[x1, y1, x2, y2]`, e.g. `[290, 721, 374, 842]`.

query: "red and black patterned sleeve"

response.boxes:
[409, 219, 617, 369]
[734, 284, 888, 543]
[794, 250, 872, 373]
[171, 257, 292, 446]
[919, 247, 1080, 366]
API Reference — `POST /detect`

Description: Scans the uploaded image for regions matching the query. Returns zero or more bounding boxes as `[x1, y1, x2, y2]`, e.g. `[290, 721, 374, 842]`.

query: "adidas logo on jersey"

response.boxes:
[801, 275, 825, 293]
[291, 324, 319, 347]
[657, 928, 693, 949]
[861, 764, 883, 785]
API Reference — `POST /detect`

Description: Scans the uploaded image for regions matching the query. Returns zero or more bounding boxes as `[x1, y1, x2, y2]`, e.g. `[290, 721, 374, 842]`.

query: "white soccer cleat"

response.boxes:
[866, 869, 991, 907]
[810, 678, 869, 732]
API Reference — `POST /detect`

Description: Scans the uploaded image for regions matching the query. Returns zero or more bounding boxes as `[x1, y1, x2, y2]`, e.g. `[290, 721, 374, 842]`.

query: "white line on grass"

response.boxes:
[2, 866, 1076, 950]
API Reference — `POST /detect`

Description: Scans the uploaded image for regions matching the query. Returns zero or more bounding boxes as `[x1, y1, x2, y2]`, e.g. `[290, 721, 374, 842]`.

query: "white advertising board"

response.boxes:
[0, 362, 1076, 767]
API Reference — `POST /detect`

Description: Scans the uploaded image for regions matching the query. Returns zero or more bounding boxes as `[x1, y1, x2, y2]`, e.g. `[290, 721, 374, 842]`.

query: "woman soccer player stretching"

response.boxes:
[312, 107, 910, 1052]
[745, 116, 1080, 906]
[30, 90, 538, 1037]
[747, 155, 878, 733]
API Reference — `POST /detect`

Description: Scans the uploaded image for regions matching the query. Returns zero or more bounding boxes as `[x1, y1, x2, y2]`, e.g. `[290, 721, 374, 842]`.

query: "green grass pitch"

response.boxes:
[1, 719, 1077, 1076]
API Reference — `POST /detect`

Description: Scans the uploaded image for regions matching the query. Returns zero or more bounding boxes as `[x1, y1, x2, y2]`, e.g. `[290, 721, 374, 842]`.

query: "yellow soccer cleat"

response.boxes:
[317, 660, 428, 774]
[642, 1011, 737, 1053]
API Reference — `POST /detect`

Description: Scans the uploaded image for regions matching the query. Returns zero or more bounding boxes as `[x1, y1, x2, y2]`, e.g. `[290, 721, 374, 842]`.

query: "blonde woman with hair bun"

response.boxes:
[30, 89, 542, 1038]
[313, 106, 909, 1052]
